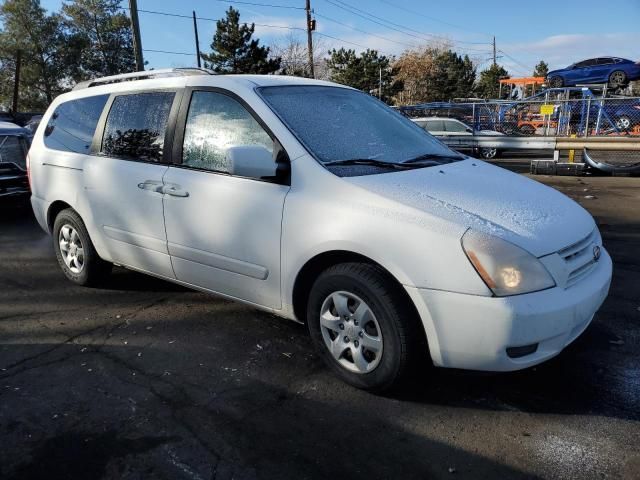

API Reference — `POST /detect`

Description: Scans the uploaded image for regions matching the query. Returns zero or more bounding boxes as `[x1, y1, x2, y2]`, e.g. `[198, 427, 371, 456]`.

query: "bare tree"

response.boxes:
[271, 32, 329, 79]
[392, 42, 451, 105]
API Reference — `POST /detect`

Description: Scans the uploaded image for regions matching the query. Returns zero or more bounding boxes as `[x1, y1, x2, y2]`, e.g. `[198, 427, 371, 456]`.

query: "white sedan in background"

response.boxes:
[412, 116, 504, 159]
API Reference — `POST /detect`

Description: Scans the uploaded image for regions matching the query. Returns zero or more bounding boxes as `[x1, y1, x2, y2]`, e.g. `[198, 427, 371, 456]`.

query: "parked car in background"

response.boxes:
[412, 116, 505, 159]
[0, 121, 30, 199]
[24, 115, 43, 136]
[29, 69, 611, 391]
[546, 57, 640, 88]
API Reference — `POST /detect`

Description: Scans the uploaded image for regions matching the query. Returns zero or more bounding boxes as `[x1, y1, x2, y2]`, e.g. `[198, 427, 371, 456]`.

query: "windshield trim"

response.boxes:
[254, 84, 460, 173]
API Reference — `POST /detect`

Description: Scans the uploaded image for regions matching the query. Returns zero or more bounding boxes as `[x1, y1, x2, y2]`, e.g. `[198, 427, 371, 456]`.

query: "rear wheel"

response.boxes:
[548, 76, 563, 88]
[53, 208, 111, 286]
[609, 70, 627, 87]
[615, 115, 632, 131]
[307, 263, 421, 391]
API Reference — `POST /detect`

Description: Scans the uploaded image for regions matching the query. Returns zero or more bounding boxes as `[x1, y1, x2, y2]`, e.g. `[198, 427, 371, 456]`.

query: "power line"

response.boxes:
[126, 7, 306, 31]
[374, 0, 493, 39]
[314, 12, 418, 49]
[498, 49, 534, 74]
[125, 5, 395, 57]
[144, 49, 195, 56]
[314, 32, 387, 53]
[210, 0, 305, 10]
[322, 0, 492, 49]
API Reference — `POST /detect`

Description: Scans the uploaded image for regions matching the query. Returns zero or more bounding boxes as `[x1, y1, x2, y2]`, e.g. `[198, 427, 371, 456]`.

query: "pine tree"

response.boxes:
[533, 60, 549, 78]
[0, 0, 68, 110]
[327, 48, 401, 102]
[431, 50, 476, 101]
[202, 7, 280, 74]
[475, 64, 509, 99]
[62, 0, 136, 81]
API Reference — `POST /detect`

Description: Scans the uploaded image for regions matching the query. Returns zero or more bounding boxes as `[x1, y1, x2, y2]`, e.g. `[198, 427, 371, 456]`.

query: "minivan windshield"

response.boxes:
[258, 85, 463, 166]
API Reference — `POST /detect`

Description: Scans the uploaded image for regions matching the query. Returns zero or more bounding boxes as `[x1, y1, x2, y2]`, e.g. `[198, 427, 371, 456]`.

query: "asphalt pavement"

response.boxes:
[1, 173, 639, 480]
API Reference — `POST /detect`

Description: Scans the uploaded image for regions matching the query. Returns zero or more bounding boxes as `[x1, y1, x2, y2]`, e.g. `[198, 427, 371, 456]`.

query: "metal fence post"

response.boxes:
[472, 103, 476, 131]
[595, 97, 604, 135]
[585, 97, 591, 138]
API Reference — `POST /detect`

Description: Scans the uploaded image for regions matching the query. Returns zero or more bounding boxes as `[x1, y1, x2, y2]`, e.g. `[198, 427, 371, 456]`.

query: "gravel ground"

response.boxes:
[1, 173, 639, 480]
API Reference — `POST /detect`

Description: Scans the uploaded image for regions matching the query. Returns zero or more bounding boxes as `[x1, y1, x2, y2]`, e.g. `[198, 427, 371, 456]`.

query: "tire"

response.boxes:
[306, 262, 422, 392]
[609, 70, 627, 87]
[53, 208, 111, 286]
[519, 125, 535, 135]
[548, 76, 563, 88]
[615, 115, 632, 131]
[480, 147, 499, 159]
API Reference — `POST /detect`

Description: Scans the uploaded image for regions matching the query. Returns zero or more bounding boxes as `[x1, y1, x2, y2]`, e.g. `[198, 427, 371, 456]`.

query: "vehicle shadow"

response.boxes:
[0, 341, 538, 480]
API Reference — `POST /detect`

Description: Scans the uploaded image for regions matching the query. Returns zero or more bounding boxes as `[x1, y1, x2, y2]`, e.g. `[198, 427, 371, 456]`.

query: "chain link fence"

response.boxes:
[398, 94, 640, 170]
[399, 96, 640, 137]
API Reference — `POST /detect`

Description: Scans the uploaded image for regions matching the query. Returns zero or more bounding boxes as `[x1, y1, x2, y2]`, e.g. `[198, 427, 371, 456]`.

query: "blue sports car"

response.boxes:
[546, 57, 640, 88]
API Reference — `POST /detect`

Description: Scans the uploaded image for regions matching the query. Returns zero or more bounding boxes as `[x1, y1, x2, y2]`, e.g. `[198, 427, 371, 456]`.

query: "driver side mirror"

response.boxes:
[226, 145, 278, 179]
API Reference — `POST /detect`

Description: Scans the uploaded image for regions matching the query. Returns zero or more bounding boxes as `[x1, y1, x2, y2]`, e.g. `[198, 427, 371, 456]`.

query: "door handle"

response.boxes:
[137, 180, 163, 193]
[161, 185, 189, 197]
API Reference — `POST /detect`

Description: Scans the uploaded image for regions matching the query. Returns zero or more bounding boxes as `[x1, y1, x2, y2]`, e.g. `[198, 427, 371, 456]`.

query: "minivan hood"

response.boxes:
[345, 159, 595, 257]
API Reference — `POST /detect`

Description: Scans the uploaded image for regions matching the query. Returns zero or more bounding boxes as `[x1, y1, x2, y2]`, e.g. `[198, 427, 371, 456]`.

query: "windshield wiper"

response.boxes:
[324, 158, 412, 169]
[401, 153, 464, 164]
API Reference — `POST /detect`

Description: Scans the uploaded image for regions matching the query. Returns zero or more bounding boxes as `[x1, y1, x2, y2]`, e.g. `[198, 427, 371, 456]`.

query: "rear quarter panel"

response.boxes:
[28, 103, 111, 260]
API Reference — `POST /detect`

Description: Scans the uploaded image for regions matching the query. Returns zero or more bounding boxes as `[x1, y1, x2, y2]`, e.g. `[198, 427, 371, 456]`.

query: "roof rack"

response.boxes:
[73, 68, 214, 90]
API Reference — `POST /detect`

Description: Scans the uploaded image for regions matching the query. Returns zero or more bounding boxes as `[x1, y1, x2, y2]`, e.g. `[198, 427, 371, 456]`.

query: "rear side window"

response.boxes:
[44, 95, 108, 154]
[102, 92, 175, 162]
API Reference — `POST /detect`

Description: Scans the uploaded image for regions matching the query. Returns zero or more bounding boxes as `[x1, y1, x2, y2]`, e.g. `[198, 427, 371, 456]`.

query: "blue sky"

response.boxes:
[41, 0, 640, 75]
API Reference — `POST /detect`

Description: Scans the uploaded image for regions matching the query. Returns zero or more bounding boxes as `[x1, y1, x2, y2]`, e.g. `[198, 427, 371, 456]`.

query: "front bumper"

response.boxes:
[406, 248, 612, 371]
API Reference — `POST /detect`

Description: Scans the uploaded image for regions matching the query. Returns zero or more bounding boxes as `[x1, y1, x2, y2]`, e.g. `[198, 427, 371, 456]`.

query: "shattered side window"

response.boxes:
[182, 91, 274, 173]
[102, 92, 175, 162]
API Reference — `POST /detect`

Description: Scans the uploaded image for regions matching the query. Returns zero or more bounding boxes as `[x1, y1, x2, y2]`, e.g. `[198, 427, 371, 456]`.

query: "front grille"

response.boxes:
[558, 230, 598, 287]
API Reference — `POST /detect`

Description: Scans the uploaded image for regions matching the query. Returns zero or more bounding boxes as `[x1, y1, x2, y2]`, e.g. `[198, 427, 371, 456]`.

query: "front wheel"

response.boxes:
[307, 263, 421, 391]
[519, 124, 536, 135]
[53, 208, 111, 286]
[480, 147, 499, 159]
[615, 115, 632, 131]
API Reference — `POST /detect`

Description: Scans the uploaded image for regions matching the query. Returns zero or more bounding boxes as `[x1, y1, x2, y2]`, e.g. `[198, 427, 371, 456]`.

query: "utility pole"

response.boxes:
[129, 0, 144, 71]
[492, 36, 496, 67]
[379, 66, 382, 99]
[193, 11, 202, 68]
[12, 50, 21, 114]
[305, 0, 315, 78]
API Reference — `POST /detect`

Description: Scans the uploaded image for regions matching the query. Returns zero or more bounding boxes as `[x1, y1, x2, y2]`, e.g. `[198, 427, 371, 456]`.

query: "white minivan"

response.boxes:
[29, 69, 612, 391]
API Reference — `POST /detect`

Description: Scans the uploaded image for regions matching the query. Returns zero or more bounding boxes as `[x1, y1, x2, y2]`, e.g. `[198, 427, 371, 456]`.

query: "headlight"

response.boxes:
[461, 229, 555, 296]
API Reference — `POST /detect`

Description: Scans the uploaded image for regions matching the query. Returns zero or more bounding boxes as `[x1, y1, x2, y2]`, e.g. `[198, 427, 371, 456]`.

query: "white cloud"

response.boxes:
[501, 32, 640, 71]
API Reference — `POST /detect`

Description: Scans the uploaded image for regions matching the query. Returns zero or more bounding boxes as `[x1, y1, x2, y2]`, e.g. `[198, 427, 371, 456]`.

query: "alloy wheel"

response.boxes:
[615, 116, 631, 130]
[480, 148, 497, 159]
[610, 71, 626, 86]
[319, 291, 383, 374]
[59, 224, 84, 274]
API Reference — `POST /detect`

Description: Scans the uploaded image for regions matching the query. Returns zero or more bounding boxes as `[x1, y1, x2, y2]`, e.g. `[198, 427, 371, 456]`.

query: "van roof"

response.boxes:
[56, 70, 343, 104]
